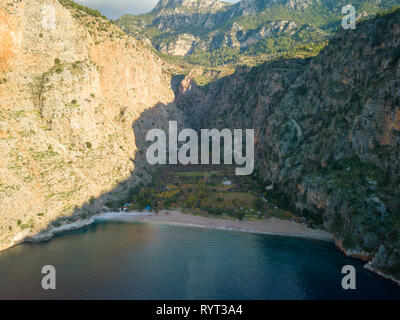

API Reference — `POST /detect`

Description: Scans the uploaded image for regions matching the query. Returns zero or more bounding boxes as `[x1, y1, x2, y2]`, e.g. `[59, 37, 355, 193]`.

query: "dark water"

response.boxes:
[0, 221, 399, 300]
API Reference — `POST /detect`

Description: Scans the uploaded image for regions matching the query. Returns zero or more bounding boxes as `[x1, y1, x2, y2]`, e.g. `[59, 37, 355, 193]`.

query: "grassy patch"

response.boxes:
[174, 171, 220, 177]
[125, 165, 297, 222]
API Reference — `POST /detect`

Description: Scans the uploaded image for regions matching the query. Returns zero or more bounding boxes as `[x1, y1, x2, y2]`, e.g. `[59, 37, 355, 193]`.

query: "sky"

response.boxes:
[75, 0, 240, 19]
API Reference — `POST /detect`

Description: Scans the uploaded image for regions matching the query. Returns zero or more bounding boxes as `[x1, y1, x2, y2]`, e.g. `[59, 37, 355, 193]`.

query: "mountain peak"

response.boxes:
[152, 0, 228, 12]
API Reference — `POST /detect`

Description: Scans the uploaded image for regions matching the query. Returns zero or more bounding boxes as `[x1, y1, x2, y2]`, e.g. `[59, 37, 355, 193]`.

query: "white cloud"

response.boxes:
[74, 0, 240, 19]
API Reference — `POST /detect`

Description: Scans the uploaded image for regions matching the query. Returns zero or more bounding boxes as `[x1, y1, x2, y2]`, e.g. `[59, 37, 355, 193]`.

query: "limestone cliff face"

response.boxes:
[156, 33, 199, 56]
[0, 0, 183, 251]
[177, 9, 400, 282]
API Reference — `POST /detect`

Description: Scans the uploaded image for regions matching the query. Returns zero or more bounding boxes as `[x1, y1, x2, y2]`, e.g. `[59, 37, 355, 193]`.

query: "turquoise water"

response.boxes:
[0, 221, 399, 300]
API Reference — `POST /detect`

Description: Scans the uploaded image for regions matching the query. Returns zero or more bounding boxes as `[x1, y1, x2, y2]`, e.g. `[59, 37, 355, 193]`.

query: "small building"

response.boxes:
[121, 203, 131, 213]
[222, 180, 232, 186]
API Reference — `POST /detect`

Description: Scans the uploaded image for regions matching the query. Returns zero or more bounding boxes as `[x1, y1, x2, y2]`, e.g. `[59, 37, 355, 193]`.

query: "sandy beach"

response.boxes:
[96, 210, 334, 241]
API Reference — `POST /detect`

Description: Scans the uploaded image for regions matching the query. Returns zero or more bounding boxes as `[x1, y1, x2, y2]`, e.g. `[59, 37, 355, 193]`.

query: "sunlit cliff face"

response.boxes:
[0, 0, 181, 251]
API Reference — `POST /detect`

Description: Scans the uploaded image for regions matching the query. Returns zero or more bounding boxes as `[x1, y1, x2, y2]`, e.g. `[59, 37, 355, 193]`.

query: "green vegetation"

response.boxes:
[245, 29, 325, 56]
[125, 165, 298, 222]
[317, 156, 387, 190]
[376, 4, 400, 18]
[58, 0, 105, 18]
[174, 171, 219, 177]
[16, 218, 35, 230]
[283, 41, 328, 59]
[186, 48, 240, 67]
[65, 99, 79, 109]
[33, 145, 58, 161]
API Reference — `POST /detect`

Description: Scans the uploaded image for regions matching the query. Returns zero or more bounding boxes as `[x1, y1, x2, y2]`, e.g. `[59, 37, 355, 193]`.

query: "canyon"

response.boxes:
[0, 0, 399, 286]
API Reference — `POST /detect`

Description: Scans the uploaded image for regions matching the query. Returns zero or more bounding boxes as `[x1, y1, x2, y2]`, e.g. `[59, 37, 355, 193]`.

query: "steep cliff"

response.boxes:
[0, 0, 184, 251]
[176, 8, 400, 283]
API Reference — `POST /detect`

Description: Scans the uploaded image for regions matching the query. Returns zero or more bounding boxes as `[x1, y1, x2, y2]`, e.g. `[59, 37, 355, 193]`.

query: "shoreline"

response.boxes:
[7, 209, 400, 287]
[23, 209, 334, 244]
[364, 262, 400, 287]
[95, 209, 334, 241]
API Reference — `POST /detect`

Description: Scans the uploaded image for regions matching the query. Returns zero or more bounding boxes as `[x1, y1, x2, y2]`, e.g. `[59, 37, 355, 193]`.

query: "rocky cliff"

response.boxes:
[0, 0, 184, 251]
[176, 7, 400, 283]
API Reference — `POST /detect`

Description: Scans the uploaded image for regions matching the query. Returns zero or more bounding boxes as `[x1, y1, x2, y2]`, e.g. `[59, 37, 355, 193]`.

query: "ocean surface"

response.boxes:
[0, 221, 399, 300]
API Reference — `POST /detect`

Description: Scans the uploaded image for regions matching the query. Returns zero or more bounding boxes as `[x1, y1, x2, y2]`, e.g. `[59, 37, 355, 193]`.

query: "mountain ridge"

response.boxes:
[117, 0, 397, 66]
[152, 0, 230, 13]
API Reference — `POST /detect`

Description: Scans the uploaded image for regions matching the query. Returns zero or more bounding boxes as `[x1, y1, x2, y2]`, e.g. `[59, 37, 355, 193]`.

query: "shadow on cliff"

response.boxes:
[23, 55, 309, 242]
[23, 97, 186, 241]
